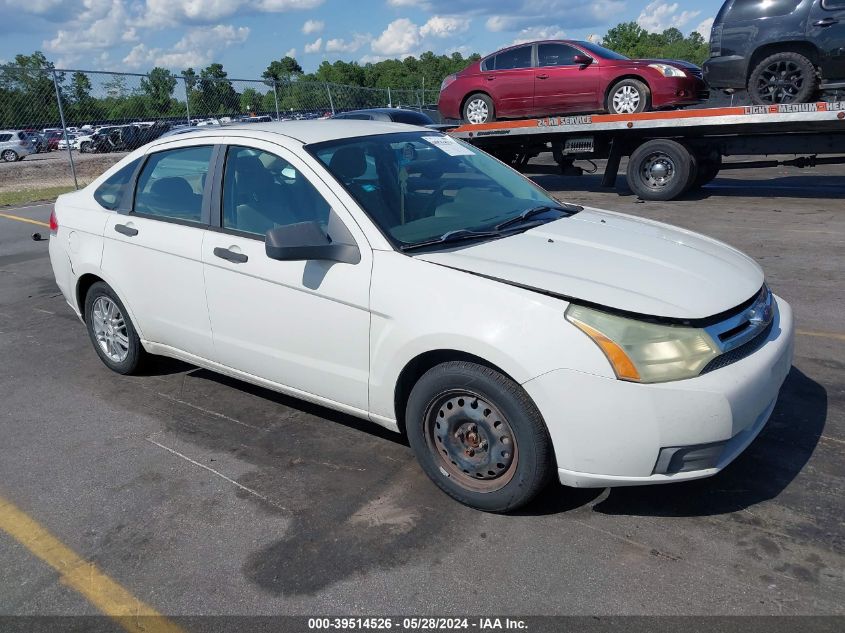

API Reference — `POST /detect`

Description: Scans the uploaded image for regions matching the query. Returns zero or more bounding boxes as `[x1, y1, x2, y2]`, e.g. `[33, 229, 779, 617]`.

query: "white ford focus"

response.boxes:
[48, 121, 794, 511]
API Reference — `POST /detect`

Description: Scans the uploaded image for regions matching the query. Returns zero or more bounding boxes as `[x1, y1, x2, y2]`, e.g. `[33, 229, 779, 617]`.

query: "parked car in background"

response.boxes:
[49, 121, 793, 511]
[0, 130, 36, 161]
[439, 40, 707, 123]
[57, 134, 79, 151]
[332, 108, 435, 125]
[44, 130, 64, 151]
[23, 130, 46, 153]
[84, 123, 171, 153]
[704, 0, 845, 104]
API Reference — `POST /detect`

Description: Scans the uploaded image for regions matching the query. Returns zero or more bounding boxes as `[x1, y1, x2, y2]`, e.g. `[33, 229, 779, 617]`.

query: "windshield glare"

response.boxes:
[309, 132, 562, 248]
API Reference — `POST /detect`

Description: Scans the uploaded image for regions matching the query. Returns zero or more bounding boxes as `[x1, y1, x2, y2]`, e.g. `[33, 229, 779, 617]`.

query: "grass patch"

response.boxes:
[0, 185, 81, 208]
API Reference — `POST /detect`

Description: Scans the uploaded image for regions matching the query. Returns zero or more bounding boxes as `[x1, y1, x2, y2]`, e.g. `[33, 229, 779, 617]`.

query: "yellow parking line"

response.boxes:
[0, 211, 50, 228]
[0, 494, 185, 633]
[797, 329, 845, 342]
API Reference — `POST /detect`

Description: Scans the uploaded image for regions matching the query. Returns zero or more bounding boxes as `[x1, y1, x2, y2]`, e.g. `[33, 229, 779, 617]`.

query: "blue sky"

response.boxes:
[0, 0, 724, 76]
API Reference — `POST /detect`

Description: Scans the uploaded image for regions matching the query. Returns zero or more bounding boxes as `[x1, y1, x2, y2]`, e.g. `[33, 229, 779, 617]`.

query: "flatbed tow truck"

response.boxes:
[446, 101, 845, 201]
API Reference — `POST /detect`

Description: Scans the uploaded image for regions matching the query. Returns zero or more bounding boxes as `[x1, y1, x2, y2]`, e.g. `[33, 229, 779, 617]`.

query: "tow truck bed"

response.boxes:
[446, 102, 845, 201]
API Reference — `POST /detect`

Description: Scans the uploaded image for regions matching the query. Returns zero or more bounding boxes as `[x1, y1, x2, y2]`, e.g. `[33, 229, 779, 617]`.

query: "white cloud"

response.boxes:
[140, 0, 324, 28]
[386, 0, 429, 6]
[695, 17, 715, 38]
[284, 47, 297, 58]
[122, 24, 250, 70]
[304, 37, 323, 53]
[302, 19, 324, 34]
[371, 18, 421, 55]
[325, 34, 370, 53]
[511, 25, 566, 45]
[44, 0, 138, 56]
[637, 1, 700, 33]
[419, 15, 470, 38]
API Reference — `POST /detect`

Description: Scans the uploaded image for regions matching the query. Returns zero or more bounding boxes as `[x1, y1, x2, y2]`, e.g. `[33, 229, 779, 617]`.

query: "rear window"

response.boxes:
[94, 158, 142, 210]
[725, 0, 802, 20]
[391, 110, 433, 125]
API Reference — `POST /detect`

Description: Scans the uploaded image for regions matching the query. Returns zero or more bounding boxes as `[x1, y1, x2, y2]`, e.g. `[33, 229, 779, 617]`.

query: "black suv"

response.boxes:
[703, 0, 845, 104]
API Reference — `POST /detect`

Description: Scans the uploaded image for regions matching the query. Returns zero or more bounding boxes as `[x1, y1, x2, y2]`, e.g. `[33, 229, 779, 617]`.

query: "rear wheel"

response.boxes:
[607, 79, 651, 115]
[691, 155, 722, 189]
[84, 281, 145, 375]
[2, 149, 18, 162]
[463, 93, 495, 125]
[749, 52, 817, 105]
[627, 139, 695, 201]
[406, 361, 553, 512]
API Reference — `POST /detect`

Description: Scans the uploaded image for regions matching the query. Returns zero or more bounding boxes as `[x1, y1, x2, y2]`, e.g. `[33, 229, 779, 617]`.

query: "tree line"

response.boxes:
[0, 23, 709, 129]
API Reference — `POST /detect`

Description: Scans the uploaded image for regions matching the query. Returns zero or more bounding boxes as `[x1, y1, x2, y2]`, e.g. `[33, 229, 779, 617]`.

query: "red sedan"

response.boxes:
[438, 40, 708, 124]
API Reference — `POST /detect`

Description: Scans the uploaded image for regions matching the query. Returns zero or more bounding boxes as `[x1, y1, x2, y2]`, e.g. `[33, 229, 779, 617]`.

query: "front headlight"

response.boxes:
[565, 304, 719, 383]
[648, 63, 687, 78]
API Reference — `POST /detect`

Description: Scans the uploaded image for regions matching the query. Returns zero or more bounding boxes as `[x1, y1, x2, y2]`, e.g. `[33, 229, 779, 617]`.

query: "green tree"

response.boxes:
[263, 56, 303, 82]
[141, 67, 177, 115]
[196, 63, 239, 115]
[240, 87, 261, 113]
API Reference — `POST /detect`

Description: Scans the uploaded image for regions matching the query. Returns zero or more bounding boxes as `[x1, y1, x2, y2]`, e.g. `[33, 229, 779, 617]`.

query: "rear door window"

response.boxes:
[0, 134, 11, 142]
[133, 145, 213, 223]
[493, 46, 533, 70]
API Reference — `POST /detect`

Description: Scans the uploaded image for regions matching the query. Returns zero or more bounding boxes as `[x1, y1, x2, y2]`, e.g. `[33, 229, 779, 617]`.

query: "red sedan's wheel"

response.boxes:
[607, 79, 651, 115]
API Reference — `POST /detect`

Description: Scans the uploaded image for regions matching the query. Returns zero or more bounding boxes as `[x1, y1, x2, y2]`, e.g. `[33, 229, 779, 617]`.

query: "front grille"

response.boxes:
[701, 319, 774, 375]
[688, 68, 703, 79]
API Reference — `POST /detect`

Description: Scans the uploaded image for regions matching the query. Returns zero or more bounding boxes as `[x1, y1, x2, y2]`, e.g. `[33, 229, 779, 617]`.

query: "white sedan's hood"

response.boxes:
[414, 208, 764, 320]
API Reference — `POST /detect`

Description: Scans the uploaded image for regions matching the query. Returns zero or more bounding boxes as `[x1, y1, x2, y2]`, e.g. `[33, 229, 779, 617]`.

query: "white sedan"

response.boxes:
[47, 121, 794, 511]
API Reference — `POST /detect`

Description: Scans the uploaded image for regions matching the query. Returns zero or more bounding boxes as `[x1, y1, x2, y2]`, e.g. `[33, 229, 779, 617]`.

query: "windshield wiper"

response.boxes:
[495, 204, 582, 231]
[400, 229, 503, 252]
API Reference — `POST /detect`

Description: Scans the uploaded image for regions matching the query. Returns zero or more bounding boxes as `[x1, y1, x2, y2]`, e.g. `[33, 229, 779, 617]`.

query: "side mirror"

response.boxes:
[573, 54, 593, 66]
[265, 221, 361, 264]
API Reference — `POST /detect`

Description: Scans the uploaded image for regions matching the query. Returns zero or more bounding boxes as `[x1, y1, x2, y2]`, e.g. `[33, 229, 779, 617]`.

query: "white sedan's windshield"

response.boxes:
[308, 132, 564, 247]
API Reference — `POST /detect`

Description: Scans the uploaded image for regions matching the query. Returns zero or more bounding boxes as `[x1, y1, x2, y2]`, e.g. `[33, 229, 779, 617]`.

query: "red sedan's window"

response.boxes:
[538, 44, 583, 67]
[492, 46, 533, 70]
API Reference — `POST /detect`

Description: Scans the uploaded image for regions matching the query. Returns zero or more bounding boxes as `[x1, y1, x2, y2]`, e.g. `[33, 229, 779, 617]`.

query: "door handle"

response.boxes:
[536, 74, 549, 80]
[814, 17, 838, 26]
[114, 223, 138, 237]
[213, 247, 248, 263]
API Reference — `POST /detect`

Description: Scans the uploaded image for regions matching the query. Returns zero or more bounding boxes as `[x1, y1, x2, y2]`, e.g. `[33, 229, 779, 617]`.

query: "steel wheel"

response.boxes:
[2, 149, 17, 162]
[755, 60, 805, 104]
[465, 98, 490, 124]
[640, 151, 678, 190]
[424, 390, 518, 493]
[91, 296, 129, 363]
[612, 85, 641, 114]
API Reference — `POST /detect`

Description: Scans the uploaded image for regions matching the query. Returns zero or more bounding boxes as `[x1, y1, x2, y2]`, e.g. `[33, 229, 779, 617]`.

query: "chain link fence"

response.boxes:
[0, 65, 440, 205]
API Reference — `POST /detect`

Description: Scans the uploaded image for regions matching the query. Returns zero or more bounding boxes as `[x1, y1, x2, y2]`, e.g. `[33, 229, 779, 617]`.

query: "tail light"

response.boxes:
[49, 208, 58, 234]
[440, 74, 457, 92]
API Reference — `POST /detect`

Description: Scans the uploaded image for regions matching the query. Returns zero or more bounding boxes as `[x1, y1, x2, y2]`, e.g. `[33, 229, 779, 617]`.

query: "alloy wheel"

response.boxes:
[756, 60, 805, 104]
[2, 150, 17, 162]
[612, 85, 641, 114]
[640, 151, 677, 190]
[466, 98, 489, 124]
[91, 296, 129, 363]
[424, 390, 518, 492]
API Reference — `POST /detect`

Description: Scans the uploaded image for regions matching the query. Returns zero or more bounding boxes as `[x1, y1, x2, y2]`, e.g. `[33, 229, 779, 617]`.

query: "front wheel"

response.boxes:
[84, 281, 145, 375]
[2, 149, 18, 162]
[79, 141, 91, 153]
[463, 93, 495, 125]
[406, 361, 553, 512]
[607, 78, 651, 115]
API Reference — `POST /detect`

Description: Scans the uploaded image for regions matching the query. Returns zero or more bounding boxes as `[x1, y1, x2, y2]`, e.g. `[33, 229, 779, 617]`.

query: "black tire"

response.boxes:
[2, 149, 18, 162]
[691, 155, 722, 189]
[749, 52, 817, 105]
[462, 93, 495, 125]
[80, 141, 91, 153]
[406, 361, 553, 512]
[607, 78, 651, 115]
[84, 281, 145, 375]
[627, 139, 695, 201]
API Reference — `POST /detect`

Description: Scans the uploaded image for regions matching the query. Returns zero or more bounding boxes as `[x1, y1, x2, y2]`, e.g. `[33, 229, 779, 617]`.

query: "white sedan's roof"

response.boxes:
[158, 120, 428, 146]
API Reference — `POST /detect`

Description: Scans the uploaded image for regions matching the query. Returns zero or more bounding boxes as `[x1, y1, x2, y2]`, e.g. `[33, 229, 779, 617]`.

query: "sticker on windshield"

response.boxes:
[422, 135, 475, 156]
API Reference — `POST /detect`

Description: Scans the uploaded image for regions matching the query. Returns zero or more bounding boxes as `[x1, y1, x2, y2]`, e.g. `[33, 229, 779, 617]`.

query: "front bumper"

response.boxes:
[523, 295, 794, 487]
[650, 76, 710, 108]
